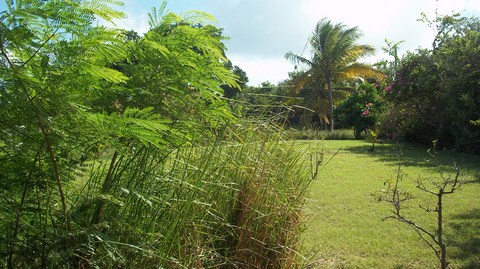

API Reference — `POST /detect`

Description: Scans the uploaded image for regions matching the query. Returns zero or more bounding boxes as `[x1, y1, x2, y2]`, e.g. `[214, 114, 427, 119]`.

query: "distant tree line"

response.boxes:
[231, 14, 480, 154]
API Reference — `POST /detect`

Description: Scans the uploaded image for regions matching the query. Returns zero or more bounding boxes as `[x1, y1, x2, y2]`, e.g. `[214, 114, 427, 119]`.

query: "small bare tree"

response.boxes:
[381, 150, 463, 269]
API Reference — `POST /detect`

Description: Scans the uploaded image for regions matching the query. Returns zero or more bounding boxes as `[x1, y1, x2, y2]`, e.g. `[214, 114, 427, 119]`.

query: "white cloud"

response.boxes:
[228, 54, 294, 86]
[219, 0, 440, 85]
[112, 13, 150, 35]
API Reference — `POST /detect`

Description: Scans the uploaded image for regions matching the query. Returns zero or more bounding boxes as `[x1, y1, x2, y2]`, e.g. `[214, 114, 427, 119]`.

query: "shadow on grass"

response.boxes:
[339, 141, 480, 268]
[470, 163, 480, 183]
[343, 141, 480, 183]
[343, 142, 437, 167]
[448, 208, 480, 268]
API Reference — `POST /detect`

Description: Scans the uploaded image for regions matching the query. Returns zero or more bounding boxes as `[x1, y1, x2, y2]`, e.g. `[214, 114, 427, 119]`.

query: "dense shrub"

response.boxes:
[336, 83, 383, 139]
[378, 15, 480, 153]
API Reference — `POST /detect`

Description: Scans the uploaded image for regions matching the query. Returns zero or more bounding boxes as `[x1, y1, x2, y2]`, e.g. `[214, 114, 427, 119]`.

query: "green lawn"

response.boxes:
[296, 140, 480, 269]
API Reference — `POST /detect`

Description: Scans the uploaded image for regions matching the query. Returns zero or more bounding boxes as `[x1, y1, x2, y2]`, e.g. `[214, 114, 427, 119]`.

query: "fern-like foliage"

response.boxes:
[0, 1, 130, 267]
[147, 0, 168, 29]
[0, 1, 242, 267]
[119, 7, 238, 136]
[81, 107, 188, 150]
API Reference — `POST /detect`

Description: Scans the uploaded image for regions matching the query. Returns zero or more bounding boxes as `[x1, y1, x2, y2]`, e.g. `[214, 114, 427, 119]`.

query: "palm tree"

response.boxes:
[285, 18, 377, 131]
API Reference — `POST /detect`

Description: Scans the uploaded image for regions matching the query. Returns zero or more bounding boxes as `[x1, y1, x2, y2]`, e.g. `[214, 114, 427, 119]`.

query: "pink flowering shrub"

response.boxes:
[336, 83, 383, 139]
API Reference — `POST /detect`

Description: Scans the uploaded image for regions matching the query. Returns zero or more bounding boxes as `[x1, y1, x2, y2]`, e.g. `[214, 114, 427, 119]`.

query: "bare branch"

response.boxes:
[419, 204, 438, 213]
[414, 229, 441, 262]
[382, 149, 463, 269]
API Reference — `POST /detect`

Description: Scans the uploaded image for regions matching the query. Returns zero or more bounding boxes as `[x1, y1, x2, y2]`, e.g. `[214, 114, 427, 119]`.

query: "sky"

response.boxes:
[3, 0, 480, 86]
[136, 0, 478, 86]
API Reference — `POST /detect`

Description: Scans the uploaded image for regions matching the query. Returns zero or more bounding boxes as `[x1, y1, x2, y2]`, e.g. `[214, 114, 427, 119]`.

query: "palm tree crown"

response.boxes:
[285, 18, 377, 131]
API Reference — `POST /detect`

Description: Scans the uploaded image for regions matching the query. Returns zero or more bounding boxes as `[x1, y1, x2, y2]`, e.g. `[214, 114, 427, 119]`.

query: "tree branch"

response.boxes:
[21, 28, 59, 68]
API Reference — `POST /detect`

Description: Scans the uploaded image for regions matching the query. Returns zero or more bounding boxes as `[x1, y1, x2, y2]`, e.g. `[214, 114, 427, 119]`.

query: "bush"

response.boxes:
[379, 15, 480, 154]
[336, 83, 383, 139]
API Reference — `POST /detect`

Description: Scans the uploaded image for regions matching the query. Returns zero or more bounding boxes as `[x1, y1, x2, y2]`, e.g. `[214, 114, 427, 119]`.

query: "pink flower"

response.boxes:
[385, 85, 392, 92]
[362, 109, 369, 116]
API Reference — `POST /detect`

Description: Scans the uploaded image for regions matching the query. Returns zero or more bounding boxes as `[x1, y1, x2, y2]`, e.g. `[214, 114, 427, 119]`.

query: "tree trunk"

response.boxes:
[328, 81, 334, 131]
[437, 191, 447, 269]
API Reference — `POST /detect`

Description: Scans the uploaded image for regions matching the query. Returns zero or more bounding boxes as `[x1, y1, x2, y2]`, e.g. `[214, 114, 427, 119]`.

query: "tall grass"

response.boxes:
[1, 122, 321, 268]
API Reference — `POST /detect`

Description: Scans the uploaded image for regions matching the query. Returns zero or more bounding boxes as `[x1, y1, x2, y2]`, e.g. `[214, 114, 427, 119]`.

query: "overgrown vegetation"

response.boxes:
[283, 129, 356, 141]
[372, 14, 480, 153]
[0, 1, 319, 268]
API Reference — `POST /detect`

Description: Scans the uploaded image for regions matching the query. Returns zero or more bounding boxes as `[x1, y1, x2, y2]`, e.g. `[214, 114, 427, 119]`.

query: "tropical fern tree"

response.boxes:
[0, 0, 238, 267]
[0, 0, 129, 265]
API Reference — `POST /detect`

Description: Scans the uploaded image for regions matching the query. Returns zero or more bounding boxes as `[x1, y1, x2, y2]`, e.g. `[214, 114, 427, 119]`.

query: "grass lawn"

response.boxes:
[296, 140, 480, 269]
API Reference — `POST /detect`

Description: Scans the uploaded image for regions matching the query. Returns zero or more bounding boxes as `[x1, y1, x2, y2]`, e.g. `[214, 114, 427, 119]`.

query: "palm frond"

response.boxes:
[338, 63, 382, 80]
[338, 44, 376, 66]
[294, 69, 317, 92]
[284, 51, 312, 67]
[285, 52, 317, 92]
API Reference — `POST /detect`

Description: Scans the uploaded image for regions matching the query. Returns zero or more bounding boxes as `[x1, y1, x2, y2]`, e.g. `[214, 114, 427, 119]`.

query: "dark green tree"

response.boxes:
[382, 14, 480, 153]
[222, 64, 248, 98]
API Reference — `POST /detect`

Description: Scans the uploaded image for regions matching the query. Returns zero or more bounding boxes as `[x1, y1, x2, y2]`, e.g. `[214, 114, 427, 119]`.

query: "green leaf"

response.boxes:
[87, 64, 128, 83]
